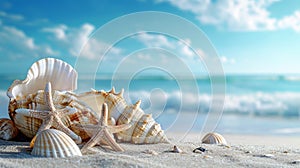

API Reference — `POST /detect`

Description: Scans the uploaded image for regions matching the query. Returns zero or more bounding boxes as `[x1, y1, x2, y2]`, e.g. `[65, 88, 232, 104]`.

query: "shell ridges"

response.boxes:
[201, 132, 227, 145]
[31, 129, 82, 158]
[0, 118, 18, 140]
[7, 58, 77, 100]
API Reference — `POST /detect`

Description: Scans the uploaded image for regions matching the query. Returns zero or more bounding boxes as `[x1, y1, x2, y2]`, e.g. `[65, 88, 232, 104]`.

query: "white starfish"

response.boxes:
[73, 103, 131, 153]
[16, 82, 82, 145]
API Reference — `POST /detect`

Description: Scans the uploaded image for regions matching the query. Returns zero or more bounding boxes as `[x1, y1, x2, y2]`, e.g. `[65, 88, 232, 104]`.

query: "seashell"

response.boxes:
[0, 118, 18, 140]
[7, 58, 99, 139]
[31, 129, 82, 158]
[201, 132, 227, 145]
[76, 88, 169, 144]
[9, 89, 100, 140]
[7, 58, 168, 145]
[171, 145, 183, 153]
[164, 145, 184, 153]
[7, 58, 77, 99]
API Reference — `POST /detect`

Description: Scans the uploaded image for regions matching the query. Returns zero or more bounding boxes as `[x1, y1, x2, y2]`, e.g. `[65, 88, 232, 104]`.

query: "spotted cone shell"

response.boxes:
[31, 129, 82, 158]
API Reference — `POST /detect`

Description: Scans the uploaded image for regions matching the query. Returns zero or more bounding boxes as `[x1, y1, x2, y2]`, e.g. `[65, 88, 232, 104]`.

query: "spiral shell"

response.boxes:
[201, 132, 227, 145]
[77, 88, 169, 144]
[0, 118, 18, 140]
[31, 129, 82, 158]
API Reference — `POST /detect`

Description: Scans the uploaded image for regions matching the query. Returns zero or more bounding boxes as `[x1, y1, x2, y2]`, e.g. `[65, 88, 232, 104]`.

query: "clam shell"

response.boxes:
[0, 118, 18, 140]
[31, 129, 82, 158]
[201, 132, 227, 145]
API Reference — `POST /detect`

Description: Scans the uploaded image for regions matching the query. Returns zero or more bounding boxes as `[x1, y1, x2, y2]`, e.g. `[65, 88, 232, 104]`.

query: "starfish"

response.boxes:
[16, 82, 82, 145]
[72, 103, 131, 153]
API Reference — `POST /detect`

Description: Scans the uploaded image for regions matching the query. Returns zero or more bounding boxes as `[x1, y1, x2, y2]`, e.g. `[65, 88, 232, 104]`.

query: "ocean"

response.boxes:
[1, 74, 300, 136]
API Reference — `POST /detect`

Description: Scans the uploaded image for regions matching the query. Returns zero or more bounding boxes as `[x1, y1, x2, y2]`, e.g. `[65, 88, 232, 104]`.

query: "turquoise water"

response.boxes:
[1, 74, 300, 135]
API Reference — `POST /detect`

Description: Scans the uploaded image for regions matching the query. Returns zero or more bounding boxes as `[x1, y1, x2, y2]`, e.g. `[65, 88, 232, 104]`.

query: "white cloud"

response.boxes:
[277, 11, 300, 32]
[0, 10, 23, 21]
[136, 32, 198, 59]
[156, 0, 300, 32]
[79, 36, 122, 60]
[177, 39, 194, 58]
[42, 24, 67, 40]
[136, 32, 174, 48]
[43, 23, 122, 60]
[220, 56, 236, 64]
[0, 25, 58, 60]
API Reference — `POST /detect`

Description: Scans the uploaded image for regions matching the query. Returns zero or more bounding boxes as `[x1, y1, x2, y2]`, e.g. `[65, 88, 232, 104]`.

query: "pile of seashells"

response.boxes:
[0, 58, 169, 158]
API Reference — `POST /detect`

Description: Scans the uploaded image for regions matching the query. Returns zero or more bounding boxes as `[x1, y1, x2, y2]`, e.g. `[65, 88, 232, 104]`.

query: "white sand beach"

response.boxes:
[1, 133, 300, 168]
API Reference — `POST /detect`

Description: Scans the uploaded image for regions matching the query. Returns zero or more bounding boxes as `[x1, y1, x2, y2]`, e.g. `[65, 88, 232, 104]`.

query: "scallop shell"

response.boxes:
[76, 88, 169, 144]
[7, 58, 99, 139]
[31, 129, 82, 158]
[201, 132, 227, 145]
[7, 58, 77, 99]
[0, 118, 18, 140]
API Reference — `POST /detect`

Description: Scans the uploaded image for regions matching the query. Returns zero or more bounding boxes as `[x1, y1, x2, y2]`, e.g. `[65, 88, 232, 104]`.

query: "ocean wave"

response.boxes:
[0, 90, 9, 118]
[2, 88, 300, 119]
[273, 128, 300, 134]
[128, 91, 300, 118]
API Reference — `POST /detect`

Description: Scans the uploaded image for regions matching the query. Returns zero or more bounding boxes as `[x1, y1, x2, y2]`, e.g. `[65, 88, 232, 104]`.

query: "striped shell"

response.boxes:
[9, 90, 99, 139]
[7, 58, 99, 139]
[31, 129, 82, 158]
[76, 88, 169, 144]
[0, 118, 18, 140]
[201, 132, 227, 145]
[7, 58, 168, 144]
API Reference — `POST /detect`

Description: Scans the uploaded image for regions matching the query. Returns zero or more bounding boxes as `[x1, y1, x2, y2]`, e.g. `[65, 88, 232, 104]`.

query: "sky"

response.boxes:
[0, 0, 300, 76]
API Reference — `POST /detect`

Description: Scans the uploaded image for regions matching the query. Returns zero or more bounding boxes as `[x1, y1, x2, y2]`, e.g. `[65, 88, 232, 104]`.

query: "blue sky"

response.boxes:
[1, 0, 300, 76]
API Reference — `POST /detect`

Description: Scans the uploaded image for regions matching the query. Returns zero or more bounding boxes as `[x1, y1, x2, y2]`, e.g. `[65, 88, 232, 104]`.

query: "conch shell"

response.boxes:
[31, 129, 82, 158]
[76, 88, 169, 144]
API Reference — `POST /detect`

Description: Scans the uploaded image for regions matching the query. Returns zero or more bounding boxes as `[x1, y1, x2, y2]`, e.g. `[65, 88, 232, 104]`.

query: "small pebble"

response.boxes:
[254, 154, 274, 158]
[203, 155, 213, 159]
[291, 160, 300, 164]
[142, 149, 158, 155]
[164, 145, 183, 153]
[193, 147, 206, 153]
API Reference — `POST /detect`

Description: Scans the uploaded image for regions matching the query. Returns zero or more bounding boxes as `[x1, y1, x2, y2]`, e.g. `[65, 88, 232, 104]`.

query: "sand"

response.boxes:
[0, 133, 300, 168]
